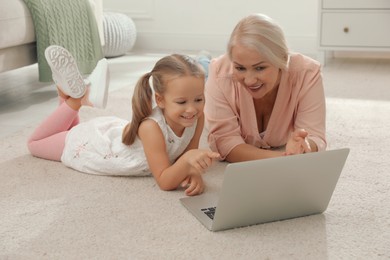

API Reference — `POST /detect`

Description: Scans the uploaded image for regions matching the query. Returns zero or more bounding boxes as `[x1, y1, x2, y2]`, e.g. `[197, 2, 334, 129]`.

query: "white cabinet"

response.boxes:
[318, 0, 390, 64]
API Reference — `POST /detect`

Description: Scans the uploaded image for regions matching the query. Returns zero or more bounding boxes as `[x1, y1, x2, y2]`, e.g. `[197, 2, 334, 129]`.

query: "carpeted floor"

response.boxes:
[1, 59, 390, 259]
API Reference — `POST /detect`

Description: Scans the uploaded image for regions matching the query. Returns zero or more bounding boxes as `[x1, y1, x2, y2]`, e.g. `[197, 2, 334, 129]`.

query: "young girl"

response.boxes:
[28, 45, 219, 196]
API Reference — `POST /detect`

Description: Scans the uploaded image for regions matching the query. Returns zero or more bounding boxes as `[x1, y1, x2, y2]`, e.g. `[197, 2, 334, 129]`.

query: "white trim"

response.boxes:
[103, 0, 155, 20]
[133, 32, 230, 53]
[104, 9, 154, 20]
[133, 32, 318, 58]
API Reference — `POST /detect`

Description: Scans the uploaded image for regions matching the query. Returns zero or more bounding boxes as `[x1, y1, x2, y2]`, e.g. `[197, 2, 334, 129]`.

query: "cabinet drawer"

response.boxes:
[320, 12, 390, 47]
[323, 0, 390, 9]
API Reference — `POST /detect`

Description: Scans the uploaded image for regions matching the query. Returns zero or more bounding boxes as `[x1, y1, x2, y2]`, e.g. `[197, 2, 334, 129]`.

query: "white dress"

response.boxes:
[61, 107, 197, 176]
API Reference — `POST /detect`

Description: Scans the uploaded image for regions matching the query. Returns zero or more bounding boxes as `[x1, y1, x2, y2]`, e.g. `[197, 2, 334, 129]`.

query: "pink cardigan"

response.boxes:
[204, 53, 326, 160]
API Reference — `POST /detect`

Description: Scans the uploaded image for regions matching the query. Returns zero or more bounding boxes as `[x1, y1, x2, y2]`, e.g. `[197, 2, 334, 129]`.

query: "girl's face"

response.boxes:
[231, 44, 281, 99]
[156, 75, 205, 136]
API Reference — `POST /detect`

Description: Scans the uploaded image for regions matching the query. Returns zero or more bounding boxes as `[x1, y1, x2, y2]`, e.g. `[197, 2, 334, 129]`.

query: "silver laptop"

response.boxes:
[180, 148, 350, 231]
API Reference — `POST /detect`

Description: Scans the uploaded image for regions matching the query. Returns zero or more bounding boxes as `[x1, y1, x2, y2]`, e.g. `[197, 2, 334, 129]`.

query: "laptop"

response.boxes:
[180, 148, 350, 231]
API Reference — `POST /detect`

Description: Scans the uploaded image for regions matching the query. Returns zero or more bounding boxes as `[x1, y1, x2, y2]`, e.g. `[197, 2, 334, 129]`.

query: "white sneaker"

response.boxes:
[44, 45, 86, 98]
[82, 58, 110, 109]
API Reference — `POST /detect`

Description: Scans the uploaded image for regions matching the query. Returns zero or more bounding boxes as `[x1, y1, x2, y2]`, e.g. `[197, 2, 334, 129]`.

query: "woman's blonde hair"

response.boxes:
[227, 13, 289, 70]
[122, 54, 205, 145]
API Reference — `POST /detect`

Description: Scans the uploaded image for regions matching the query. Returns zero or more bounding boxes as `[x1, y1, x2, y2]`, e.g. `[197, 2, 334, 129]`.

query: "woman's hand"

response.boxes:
[285, 129, 311, 155]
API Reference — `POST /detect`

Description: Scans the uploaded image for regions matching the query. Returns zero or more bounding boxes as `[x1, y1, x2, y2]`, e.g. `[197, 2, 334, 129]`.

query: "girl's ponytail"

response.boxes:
[122, 73, 153, 145]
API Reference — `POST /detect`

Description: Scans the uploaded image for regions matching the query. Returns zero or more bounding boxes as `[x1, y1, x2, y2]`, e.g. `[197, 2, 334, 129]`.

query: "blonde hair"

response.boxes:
[122, 54, 205, 145]
[227, 14, 289, 70]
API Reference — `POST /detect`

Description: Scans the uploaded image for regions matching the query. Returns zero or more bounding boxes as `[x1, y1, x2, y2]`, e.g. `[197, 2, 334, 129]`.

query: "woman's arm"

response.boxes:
[226, 143, 284, 163]
[294, 63, 326, 152]
[204, 59, 247, 160]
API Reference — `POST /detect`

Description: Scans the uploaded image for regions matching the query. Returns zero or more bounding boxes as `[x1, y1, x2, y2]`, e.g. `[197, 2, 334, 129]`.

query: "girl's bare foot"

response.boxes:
[65, 96, 83, 111]
[57, 86, 70, 100]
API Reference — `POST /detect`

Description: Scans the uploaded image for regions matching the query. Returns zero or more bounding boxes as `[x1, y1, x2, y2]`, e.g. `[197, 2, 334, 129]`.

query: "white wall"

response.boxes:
[103, 0, 319, 57]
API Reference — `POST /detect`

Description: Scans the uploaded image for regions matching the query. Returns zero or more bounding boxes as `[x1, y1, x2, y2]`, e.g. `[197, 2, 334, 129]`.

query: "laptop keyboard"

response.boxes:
[201, 207, 216, 220]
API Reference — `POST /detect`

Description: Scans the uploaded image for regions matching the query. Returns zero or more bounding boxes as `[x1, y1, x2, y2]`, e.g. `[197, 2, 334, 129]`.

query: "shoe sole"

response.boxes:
[44, 45, 86, 98]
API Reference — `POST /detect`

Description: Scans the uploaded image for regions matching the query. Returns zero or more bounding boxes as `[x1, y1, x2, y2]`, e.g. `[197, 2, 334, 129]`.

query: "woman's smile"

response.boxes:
[247, 83, 263, 91]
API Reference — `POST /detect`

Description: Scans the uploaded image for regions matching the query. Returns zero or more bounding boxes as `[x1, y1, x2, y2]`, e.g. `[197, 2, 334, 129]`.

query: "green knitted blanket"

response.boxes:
[24, 0, 103, 82]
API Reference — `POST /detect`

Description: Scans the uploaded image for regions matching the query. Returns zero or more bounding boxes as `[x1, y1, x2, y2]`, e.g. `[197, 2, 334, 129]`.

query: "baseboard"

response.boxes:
[333, 51, 390, 59]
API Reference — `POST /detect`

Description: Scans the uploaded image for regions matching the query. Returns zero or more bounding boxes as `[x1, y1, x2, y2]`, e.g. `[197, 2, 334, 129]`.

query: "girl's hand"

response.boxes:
[181, 174, 204, 196]
[182, 149, 220, 175]
[284, 129, 311, 155]
[179, 149, 219, 196]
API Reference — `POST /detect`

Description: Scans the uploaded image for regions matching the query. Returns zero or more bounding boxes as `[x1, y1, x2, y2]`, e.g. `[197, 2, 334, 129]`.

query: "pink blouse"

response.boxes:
[204, 53, 326, 160]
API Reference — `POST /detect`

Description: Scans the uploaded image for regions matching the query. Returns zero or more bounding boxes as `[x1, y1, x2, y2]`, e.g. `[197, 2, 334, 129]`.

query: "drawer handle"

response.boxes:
[343, 27, 349, 33]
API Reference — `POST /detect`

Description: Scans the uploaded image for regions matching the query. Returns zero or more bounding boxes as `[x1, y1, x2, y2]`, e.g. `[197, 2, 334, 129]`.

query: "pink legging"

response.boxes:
[27, 98, 80, 161]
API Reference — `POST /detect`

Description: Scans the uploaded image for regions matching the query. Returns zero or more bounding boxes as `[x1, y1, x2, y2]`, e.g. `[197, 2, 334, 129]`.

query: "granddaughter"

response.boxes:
[28, 45, 219, 196]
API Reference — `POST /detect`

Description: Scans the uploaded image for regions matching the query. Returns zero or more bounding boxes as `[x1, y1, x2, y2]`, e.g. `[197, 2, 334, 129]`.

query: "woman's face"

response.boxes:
[231, 44, 281, 99]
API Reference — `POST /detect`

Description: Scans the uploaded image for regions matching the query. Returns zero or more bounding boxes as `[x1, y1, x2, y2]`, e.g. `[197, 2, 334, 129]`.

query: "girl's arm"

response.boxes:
[179, 114, 220, 195]
[138, 118, 219, 195]
[138, 119, 187, 191]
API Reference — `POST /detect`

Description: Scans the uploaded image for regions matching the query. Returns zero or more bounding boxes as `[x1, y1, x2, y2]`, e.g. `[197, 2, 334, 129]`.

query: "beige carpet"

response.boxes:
[1, 73, 390, 259]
